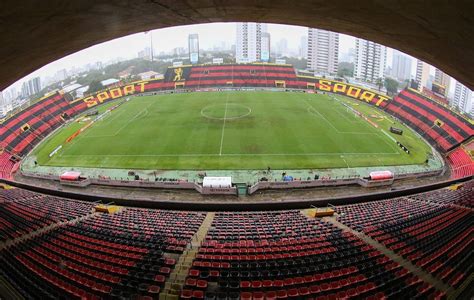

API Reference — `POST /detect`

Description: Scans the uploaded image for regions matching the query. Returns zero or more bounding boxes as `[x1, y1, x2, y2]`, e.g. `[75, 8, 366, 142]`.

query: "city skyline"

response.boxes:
[0, 23, 354, 96]
[1, 22, 467, 106]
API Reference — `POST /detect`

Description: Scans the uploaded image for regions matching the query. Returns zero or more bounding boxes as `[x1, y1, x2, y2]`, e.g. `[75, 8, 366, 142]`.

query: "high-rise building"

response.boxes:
[138, 47, 152, 60]
[276, 39, 288, 57]
[20, 77, 41, 98]
[29, 77, 41, 95]
[415, 59, 430, 92]
[55, 69, 68, 82]
[261, 32, 271, 62]
[391, 51, 412, 81]
[300, 35, 308, 58]
[433, 68, 451, 96]
[236, 23, 267, 63]
[188, 34, 199, 64]
[21, 82, 29, 98]
[0, 91, 6, 117]
[307, 28, 339, 75]
[353, 39, 387, 82]
[453, 81, 473, 115]
[340, 48, 356, 64]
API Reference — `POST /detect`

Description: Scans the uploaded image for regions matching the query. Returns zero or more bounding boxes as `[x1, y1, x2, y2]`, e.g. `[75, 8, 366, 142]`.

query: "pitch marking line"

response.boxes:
[330, 95, 359, 124]
[60, 151, 400, 158]
[219, 94, 229, 156]
[340, 155, 350, 168]
[303, 96, 376, 135]
[307, 107, 378, 135]
[84, 100, 154, 138]
[200, 104, 252, 120]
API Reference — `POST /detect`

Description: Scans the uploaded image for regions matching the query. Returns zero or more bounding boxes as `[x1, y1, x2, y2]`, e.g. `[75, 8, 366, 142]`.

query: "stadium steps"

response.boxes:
[321, 214, 451, 294]
[0, 274, 24, 300]
[448, 273, 474, 300]
[161, 212, 215, 299]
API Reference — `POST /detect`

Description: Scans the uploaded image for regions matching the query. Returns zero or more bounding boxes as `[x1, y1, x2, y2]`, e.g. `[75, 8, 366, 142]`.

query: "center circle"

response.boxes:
[201, 103, 252, 120]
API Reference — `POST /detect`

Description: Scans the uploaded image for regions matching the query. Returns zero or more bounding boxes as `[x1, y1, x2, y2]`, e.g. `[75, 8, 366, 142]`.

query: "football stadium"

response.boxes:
[0, 2, 473, 300]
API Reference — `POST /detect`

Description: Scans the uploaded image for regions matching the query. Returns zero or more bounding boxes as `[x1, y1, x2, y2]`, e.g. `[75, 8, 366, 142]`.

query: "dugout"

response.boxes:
[390, 127, 403, 135]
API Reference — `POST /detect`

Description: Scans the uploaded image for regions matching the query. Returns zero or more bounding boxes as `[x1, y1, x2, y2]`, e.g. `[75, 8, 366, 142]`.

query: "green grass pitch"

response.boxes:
[33, 91, 432, 170]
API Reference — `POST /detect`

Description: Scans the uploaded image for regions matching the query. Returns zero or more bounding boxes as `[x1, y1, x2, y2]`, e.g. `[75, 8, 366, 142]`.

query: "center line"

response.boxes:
[219, 94, 229, 156]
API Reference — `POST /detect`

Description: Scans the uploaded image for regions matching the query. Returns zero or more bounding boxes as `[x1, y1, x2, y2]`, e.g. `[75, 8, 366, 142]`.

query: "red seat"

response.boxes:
[185, 278, 197, 287]
[240, 281, 251, 289]
[181, 289, 193, 299]
[265, 291, 277, 300]
[273, 280, 284, 288]
[196, 280, 208, 289]
[262, 279, 273, 289]
[192, 290, 204, 299]
[148, 285, 160, 294]
[287, 288, 299, 298]
[310, 285, 320, 295]
[154, 274, 166, 283]
[241, 292, 252, 300]
[298, 287, 310, 296]
[253, 291, 265, 300]
[276, 290, 288, 299]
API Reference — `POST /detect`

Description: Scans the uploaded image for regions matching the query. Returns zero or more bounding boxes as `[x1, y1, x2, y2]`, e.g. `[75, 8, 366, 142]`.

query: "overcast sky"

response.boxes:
[3, 22, 400, 95]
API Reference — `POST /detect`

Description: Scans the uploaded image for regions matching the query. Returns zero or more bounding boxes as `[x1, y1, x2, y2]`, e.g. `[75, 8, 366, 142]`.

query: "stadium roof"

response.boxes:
[100, 78, 120, 87]
[0, 1, 473, 91]
[61, 83, 83, 93]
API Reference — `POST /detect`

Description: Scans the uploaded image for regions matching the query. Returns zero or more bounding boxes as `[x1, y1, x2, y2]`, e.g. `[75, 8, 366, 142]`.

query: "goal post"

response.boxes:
[275, 80, 286, 88]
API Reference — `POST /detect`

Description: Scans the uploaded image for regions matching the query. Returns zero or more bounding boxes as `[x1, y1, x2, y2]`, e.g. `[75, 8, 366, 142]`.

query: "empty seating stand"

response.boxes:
[0, 91, 84, 157]
[409, 180, 474, 208]
[0, 151, 15, 179]
[183, 211, 440, 299]
[0, 182, 472, 298]
[384, 89, 474, 152]
[0, 204, 205, 299]
[0, 189, 93, 241]
[182, 64, 301, 89]
[447, 147, 474, 179]
[336, 197, 473, 289]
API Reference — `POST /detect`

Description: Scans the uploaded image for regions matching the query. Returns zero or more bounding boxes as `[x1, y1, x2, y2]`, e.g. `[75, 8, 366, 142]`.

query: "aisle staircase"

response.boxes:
[159, 212, 215, 299]
[235, 183, 248, 196]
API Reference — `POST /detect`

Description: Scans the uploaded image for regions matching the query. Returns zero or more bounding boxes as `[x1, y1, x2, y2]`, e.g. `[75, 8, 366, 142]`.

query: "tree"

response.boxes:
[281, 57, 307, 70]
[384, 77, 399, 95]
[375, 77, 384, 91]
[87, 80, 103, 93]
[337, 62, 354, 77]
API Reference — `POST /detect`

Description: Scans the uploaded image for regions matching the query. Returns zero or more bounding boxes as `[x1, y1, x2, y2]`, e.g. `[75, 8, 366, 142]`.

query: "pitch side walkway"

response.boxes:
[22, 154, 443, 186]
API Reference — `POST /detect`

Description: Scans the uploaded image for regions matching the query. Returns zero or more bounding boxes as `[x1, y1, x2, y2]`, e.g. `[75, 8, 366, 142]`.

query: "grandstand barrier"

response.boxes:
[2, 175, 471, 211]
[21, 166, 443, 195]
[247, 169, 442, 194]
[201, 186, 238, 195]
[247, 178, 357, 194]
[21, 171, 238, 194]
[59, 178, 91, 187]
[358, 178, 394, 187]
[394, 169, 442, 179]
